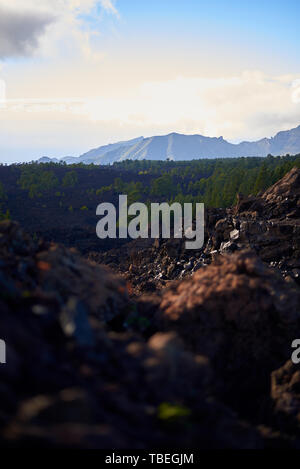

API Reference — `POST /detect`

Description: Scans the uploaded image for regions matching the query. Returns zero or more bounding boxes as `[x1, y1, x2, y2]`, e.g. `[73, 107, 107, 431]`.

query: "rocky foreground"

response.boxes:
[0, 168, 300, 448]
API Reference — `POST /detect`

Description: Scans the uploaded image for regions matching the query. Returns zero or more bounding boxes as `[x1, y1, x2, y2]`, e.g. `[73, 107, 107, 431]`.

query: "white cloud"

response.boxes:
[75, 71, 300, 141]
[0, 0, 118, 16]
[2, 70, 300, 146]
[0, 1, 119, 60]
[99, 0, 119, 16]
[292, 79, 300, 104]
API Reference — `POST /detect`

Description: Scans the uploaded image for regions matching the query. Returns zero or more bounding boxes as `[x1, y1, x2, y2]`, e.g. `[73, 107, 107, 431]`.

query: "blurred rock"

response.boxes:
[158, 250, 300, 417]
[0, 221, 263, 449]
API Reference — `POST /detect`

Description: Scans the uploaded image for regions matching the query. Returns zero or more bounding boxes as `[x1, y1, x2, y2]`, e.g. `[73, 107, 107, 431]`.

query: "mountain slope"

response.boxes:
[76, 136, 144, 164]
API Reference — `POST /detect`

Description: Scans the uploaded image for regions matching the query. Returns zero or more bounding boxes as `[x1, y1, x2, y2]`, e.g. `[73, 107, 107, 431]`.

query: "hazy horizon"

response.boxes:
[4, 123, 300, 165]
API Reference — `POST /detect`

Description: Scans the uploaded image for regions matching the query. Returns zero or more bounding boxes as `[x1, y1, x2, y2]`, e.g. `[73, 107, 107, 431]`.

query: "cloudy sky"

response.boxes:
[0, 0, 300, 162]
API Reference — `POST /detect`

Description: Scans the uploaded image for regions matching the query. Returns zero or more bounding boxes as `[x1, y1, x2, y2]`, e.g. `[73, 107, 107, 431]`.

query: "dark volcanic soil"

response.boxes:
[0, 168, 300, 448]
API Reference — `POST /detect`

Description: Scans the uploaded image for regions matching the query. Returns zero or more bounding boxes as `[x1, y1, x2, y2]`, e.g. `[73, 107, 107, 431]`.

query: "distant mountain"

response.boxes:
[38, 156, 60, 164]
[77, 136, 144, 164]
[37, 125, 300, 165]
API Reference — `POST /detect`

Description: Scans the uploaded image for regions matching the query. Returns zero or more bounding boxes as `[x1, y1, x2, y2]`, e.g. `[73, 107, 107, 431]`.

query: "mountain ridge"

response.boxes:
[38, 124, 300, 165]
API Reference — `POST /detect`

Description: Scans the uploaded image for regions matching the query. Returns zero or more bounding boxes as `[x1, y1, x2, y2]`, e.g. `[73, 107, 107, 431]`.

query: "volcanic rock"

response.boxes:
[0, 221, 263, 448]
[157, 250, 300, 415]
[271, 360, 300, 436]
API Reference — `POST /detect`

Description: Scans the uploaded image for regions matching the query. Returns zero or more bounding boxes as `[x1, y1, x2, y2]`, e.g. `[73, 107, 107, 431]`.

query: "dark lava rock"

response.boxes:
[207, 167, 300, 282]
[262, 167, 300, 218]
[157, 250, 300, 417]
[0, 221, 264, 448]
[271, 360, 300, 437]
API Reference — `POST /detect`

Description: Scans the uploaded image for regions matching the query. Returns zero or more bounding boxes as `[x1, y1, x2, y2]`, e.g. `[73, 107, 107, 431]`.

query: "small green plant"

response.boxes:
[157, 403, 191, 421]
[96, 185, 112, 196]
[0, 209, 11, 221]
[124, 305, 151, 331]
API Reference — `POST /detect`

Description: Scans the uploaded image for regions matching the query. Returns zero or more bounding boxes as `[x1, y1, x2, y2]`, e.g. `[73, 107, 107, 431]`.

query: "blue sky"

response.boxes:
[0, 0, 300, 162]
[114, 0, 300, 72]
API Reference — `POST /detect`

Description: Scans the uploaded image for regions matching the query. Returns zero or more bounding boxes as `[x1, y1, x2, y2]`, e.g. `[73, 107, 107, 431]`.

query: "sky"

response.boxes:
[0, 0, 300, 162]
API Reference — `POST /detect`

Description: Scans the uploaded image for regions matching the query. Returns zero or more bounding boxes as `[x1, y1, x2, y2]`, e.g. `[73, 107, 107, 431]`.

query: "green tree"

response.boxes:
[254, 164, 270, 194]
[62, 171, 78, 188]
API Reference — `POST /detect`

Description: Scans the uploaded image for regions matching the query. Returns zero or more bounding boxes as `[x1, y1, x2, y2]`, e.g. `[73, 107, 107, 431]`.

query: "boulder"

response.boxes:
[158, 250, 300, 415]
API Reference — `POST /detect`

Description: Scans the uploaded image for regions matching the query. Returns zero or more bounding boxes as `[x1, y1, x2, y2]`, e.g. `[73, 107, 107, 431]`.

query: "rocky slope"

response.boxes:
[0, 168, 300, 448]
[91, 167, 300, 294]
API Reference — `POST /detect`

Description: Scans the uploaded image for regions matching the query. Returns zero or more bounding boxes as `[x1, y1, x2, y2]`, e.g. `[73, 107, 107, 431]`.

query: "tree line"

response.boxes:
[0, 154, 299, 210]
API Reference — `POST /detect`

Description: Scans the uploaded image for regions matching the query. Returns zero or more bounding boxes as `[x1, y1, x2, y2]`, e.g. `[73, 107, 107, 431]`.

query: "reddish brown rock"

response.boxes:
[262, 167, 300, 211]
[158, 250, 300, 414]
